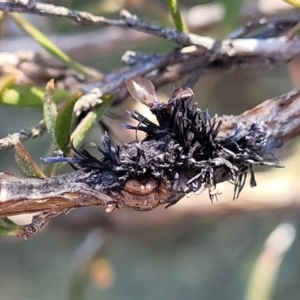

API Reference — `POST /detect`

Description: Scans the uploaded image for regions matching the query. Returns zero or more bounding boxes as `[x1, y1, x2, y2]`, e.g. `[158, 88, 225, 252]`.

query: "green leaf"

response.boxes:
[8, 13, 102, 79]
[55, 91, 82, 155]
[0, 218, 23, 236]
[221, 0, 243, 30]
[0, 74, 16, 95]
[45, 95, 112, 175]
[15, 142, 46, 178]
[284, 0, 300, 8]
[43, 79, 58, 144]
[0, 85, 70, 107]
[69, 268, 90, 300]
[166, 0, 188, 33]
[72, 94, 113, 149]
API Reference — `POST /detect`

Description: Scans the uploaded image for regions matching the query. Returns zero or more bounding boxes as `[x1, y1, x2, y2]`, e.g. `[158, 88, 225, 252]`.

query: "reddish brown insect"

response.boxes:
[120, 179, 172, 211]
[171, 86, 194, 102]
[124, 179, 158, 195]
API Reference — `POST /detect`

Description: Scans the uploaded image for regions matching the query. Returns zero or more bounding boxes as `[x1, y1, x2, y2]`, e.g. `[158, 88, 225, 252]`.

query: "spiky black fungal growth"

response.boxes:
[44, 86, 279, 204]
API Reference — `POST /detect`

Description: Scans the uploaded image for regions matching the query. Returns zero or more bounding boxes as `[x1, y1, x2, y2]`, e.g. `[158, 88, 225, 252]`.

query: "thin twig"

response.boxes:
[0, 120, 46, 150]
[2, 1, 300, 52]
[0, 1, 215, 48]
[1, 2, 300, 115]
[208, 88, 300, 154]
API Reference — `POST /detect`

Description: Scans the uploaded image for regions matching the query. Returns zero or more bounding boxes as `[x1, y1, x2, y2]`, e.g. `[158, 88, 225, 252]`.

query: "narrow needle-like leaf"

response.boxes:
[0, 218, 24, 236]
[284, 0, 300, 8]
[0, 74, 16, 96]
[8, 13, 102, 79]
[166, 0, 188, 33]
[15, 142, 46, 178]
[55, 91, 82, 155]
[72, 95, 113, 148]
[43, 79, 58, 144]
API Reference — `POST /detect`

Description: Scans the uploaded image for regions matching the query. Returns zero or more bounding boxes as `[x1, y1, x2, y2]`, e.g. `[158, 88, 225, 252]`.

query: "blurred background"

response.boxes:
[1, 0, 300, 299]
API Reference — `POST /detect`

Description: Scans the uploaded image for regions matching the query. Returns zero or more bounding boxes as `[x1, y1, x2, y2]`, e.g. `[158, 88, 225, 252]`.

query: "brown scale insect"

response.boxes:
[121, 77, 175, 210]
[121, 178, 159, 211]
[120, 179, 172, 211]
[123, 179, 158, 195]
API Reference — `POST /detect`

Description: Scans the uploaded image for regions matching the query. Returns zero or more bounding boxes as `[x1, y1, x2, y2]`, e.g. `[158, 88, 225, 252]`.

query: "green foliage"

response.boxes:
[0, 218, 23, 236]
[166, 0, 188, 33]
[220, 0, 244, 30]
[15, 142, 46, 178]
[8, 13, 101, 79]
[284, 0, 300, 8]
[71, 94, 113, 148]
[0, 84, 69, 107]
[43, 79, 58, 144]
[55, 91, 82, 155]
[0, 74, 16, 95]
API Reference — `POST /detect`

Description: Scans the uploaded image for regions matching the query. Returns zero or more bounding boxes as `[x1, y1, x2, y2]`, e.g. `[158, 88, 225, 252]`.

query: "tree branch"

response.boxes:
[0, 120, 46, 150]
[1, 1, 300, 239]
[0, 85, 299, 238]
[219, 88, 300, 148]
[1, 2, 300, 116]
[0, 1, 214, 47]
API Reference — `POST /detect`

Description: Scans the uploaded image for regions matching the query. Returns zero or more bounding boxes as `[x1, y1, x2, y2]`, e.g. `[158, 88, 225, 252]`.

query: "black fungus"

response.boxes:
[44, 86, 280, 202]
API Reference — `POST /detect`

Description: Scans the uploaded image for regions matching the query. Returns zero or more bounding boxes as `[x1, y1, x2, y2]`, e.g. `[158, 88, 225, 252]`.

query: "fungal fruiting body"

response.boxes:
[44, 77, 280, 210]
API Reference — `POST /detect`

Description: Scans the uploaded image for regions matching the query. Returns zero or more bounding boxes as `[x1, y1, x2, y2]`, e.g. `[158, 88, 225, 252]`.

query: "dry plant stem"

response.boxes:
[0, 49, 276, 122]
[0, 171, 114, 217]
[219, 88, 300, 147]
[0, 120, 46, 150]
[0, 49, 274, 93]
[2, 2, 300, 57]
[2, 1, 300, 107]
[0, 87, 299, 239]
[0, 51, 84, 89]
[49, 35, 300, 113]
[2, 34, 300, 115]
[1, 3, 294, 57]
[0, 1, 214, 47]
[2, 1, 297, 34]
[82, 47, 206, 94]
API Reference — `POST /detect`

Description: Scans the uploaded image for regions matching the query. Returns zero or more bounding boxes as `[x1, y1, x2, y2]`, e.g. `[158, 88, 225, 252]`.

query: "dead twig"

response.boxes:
[0, 120, 46, 150]
[1, 3, 300, 115]
[0, 1, 214, 47]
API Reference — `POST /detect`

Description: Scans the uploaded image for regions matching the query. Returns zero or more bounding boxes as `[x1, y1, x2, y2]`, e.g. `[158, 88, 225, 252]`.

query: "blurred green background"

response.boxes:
[1, 0, 300, 299]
